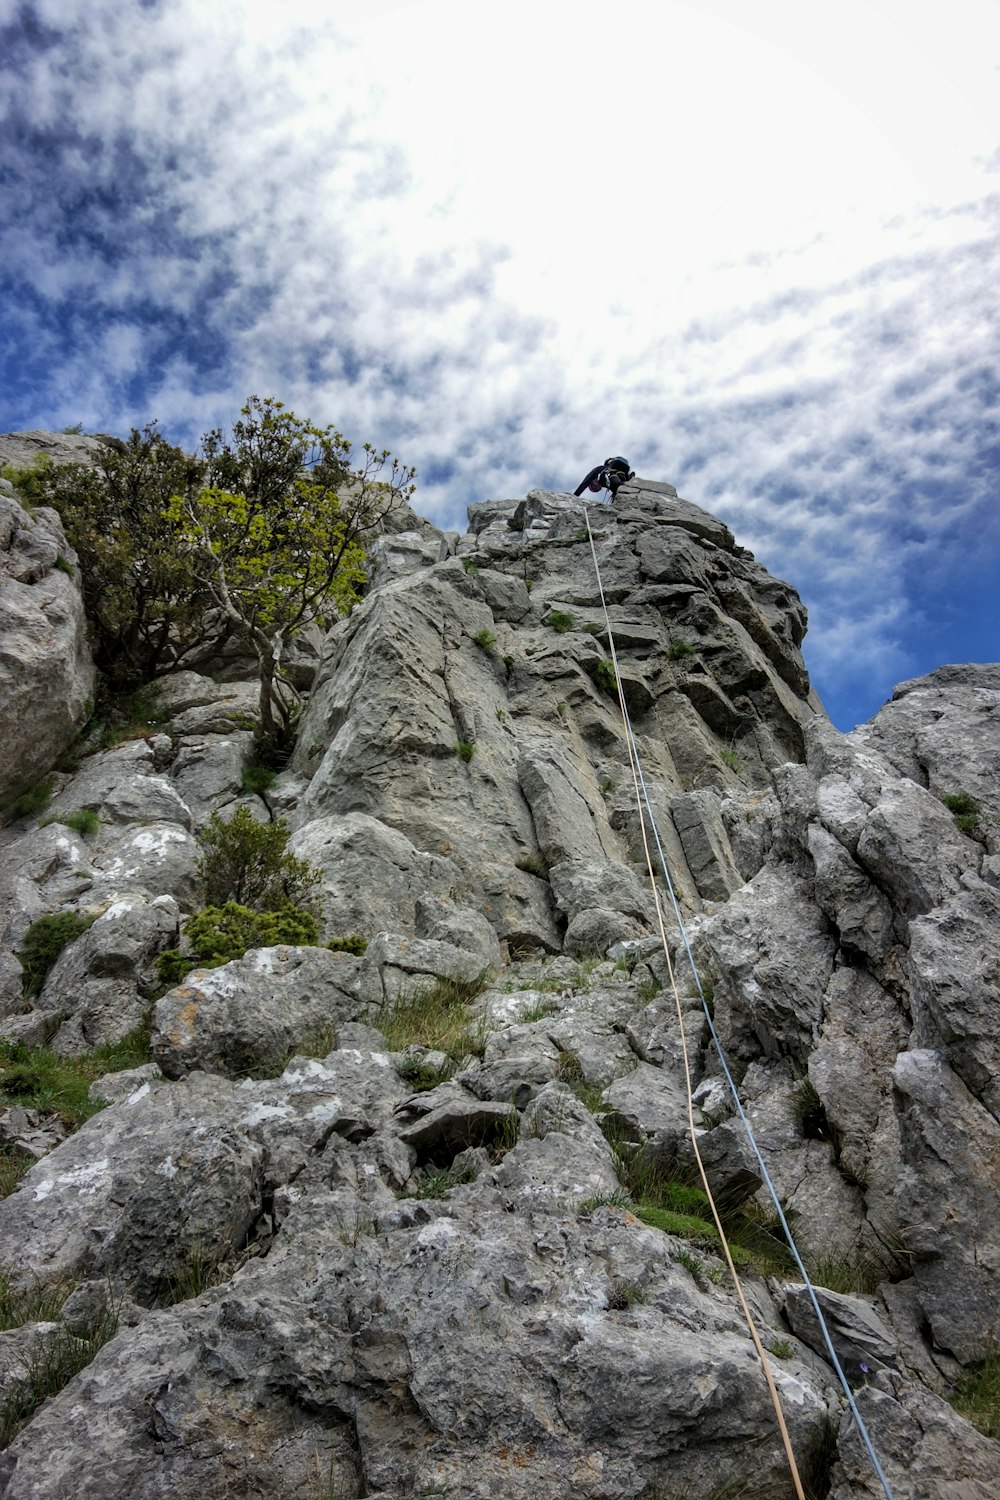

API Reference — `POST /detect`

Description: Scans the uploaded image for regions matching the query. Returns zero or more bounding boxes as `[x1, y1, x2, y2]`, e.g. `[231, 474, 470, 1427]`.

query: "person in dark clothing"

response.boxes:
[574, 456, 635, 498]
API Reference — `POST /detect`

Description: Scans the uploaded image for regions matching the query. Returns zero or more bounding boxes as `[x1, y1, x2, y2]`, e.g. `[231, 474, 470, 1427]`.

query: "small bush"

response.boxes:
[156, 901, 320, 983]
[581, 623, 603, 637]
[18, 912, 95, 999]
[720, 749, 741, 771]
[599, 777, 618, 794]
[454, 741, 476, 763]
[327, 934, 367, 955]
[593, 658, 618, 695]
[461, 559, 479, 574]
[199, 806, 319, 910]
[43, 808, 100, 838]
[515, 851, 549, 878]
[240, 764, 277, 796]
[471, 627, 497, 654]
[668, 640, 696, 660]
[53, 554, 75, 575]
[546, 610, 575, 633]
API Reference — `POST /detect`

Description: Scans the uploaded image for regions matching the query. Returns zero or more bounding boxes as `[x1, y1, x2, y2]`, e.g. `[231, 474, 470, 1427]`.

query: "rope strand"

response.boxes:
[581, 499, 894, 1500]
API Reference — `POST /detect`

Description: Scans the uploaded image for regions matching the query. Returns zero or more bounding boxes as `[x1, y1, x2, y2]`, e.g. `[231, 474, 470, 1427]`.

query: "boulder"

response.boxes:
[152, 945, 362, 1078]
[0, 491, 94, 802]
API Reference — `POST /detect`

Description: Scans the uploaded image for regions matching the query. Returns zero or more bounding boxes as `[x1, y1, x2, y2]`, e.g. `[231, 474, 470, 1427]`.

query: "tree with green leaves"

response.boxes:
[168, 396, 415, 745]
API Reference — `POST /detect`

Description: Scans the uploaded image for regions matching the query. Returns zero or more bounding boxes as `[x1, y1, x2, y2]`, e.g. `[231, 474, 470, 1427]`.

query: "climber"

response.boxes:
[573, 456, 635, 499]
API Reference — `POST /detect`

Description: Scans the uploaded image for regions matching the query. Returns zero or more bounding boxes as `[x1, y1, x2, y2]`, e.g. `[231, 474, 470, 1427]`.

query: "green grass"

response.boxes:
[943, 791, 981, 836]
[515, 851, 549, 878]
[376, 972, 493, 1061]
[672, 1247, 709, 1292]
[805, 1250, 887, 1296]
[0, 1152, 31, 1201]
[453, 741, 476, 763]
[0, 1024, 152, 1131]
[0, 1302, 119, 1449]
[2, 778, 54, 826]
[0, 1274, 76, 1331]
[668, 640, 696, 660]
[720, 749, 741, 771]
[607, 1278, 647, 1309]
[555, 1050, 607, 1113]
[593, 657, 618, 695]
[545, 610, 575, 633]
[950, 1348, 1000, 1439]
[41, 808, 101, 837]
[471, 627, 497, 653]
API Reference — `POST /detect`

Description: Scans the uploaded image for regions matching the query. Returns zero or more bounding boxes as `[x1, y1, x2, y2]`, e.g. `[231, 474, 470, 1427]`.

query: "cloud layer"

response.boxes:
[1, 0, 998, 726]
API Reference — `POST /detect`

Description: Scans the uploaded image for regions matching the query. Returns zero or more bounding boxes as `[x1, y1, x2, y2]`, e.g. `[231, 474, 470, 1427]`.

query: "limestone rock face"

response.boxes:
[0, 485, 94, 801]
[0, 466, 998, 1499]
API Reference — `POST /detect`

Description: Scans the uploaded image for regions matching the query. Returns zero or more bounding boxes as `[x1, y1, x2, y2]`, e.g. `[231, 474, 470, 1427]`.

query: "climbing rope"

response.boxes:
[580, 500, 895, 1500]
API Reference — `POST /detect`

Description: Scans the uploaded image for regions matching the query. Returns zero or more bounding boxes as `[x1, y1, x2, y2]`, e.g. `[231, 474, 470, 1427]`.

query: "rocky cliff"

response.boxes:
[0, 453, 997, 1500]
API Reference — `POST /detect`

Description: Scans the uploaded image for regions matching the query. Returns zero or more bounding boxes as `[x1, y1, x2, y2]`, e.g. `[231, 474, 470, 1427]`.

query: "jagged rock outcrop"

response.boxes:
[0, 460, 997, 1500]
[0, 479, 94, 802]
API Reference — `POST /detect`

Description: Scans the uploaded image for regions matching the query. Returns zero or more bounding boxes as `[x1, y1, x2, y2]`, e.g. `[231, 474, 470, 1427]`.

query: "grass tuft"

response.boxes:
[454, 741, 476, 763]
[376, 972, 492, 1061]
[950, 1347, 1000, 1440]
[0, 1024, 152, 1131]
[471, 627, 497, 654]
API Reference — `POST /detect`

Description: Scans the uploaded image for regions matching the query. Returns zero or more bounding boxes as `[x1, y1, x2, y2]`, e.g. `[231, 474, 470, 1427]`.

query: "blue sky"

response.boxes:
[1, 0, 998, 730]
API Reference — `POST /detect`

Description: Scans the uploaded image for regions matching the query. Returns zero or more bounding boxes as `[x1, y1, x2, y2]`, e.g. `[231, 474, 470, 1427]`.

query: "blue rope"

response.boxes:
[581, 503, 895, 1500]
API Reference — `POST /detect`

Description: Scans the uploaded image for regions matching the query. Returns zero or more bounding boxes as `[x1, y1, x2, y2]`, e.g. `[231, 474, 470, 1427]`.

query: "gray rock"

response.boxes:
[671, 789, 744, 902]
[908, 875, 1000, 1121]
[830, 1368, 1000, 1499]
[29, 915, 173, 1055]
[152, 945, 362, 1079]
[288, 812, 462, 942]
[0, 493, 94, 802]
[782, 1283, 898, 1376]
[890, 1048, 1000, 1363]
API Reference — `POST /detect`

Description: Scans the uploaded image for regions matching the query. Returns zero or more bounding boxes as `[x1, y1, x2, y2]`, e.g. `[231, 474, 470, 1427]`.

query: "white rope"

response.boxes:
[581, 498, 895, 1500]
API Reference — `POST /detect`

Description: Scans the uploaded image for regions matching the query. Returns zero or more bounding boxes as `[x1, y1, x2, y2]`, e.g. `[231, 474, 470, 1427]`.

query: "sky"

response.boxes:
[1, 0, 998, 730]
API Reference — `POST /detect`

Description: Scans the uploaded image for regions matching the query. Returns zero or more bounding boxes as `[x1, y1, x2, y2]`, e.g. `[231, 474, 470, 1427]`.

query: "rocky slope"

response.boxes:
[0, 453, 997, 1499]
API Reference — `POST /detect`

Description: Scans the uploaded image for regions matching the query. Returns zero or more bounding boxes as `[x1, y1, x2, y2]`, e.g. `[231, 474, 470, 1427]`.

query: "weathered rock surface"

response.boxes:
[1, 461, 998, 1498]
[0, 486, 94, 802]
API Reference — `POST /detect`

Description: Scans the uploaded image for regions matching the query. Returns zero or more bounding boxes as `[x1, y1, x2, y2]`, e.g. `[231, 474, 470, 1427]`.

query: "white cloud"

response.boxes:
[0, 0, 998, 724]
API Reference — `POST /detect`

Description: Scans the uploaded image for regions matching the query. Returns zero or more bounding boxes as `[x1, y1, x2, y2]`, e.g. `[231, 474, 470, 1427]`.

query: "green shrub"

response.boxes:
[155, 901, 320, 983]
[454, 741, 476, 763]
[593, 658, 618, 695]
[515, 851, 549, 878]
[327, 934, 368, 955]
[461, 559, 479, 574]
[581, 623, 603, 637]
[53, 554, 75, 575]
[668, 640, 696, 660]
[240, 763, 277, 796]
[17, 912, 95, 999]
[545, 610, 575, 633]
[198, 806, 319, 910]
[720, 749, 741, 771]
[471, 627, 497, 653]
